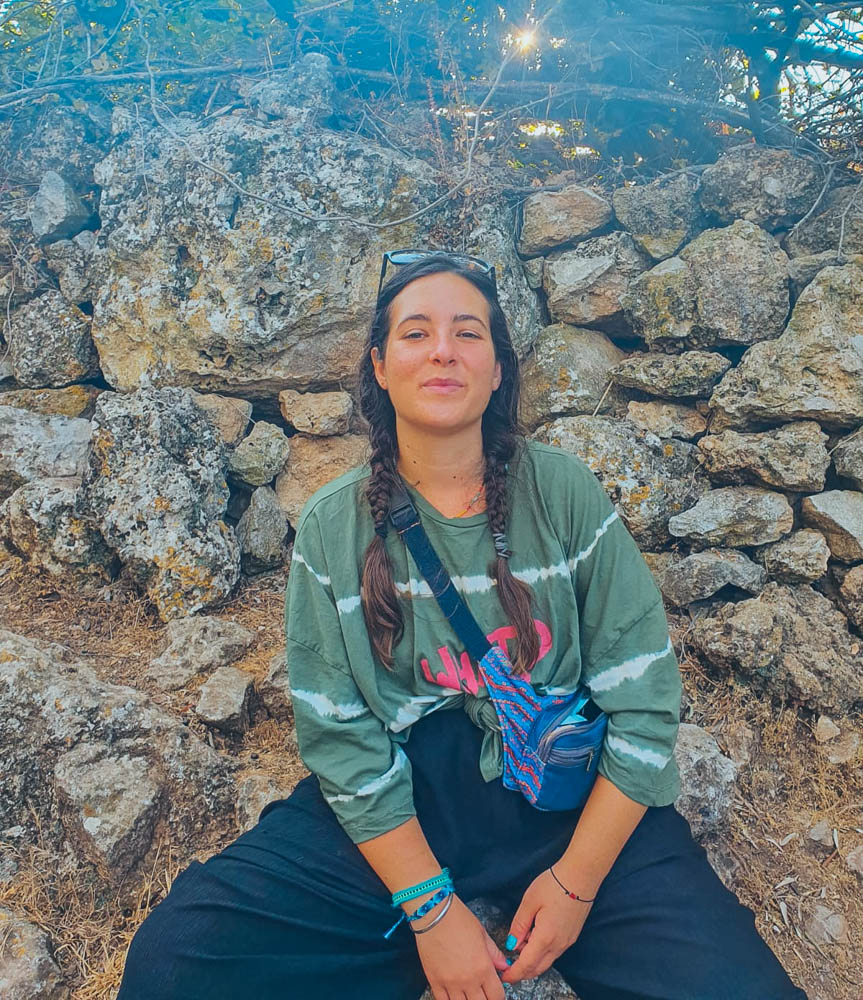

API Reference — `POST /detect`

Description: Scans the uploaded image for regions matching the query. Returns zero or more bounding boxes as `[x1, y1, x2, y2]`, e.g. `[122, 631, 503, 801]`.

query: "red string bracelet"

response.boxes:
[549, 866, 596, 903]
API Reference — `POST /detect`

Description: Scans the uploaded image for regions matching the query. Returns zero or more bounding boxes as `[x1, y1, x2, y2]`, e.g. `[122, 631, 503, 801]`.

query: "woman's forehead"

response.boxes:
[388, 272, 490, 324]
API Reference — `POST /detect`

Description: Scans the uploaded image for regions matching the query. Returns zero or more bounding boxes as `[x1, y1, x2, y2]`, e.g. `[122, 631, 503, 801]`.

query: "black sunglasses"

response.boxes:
[377, 249, 497, 298]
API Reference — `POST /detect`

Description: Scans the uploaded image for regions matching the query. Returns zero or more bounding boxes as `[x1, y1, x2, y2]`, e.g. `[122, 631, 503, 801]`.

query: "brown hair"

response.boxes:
[357, 253, 539, 674]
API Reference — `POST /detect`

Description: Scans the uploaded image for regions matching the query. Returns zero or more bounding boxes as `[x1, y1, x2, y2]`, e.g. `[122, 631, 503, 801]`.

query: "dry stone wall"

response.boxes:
[1, 63, 862, 998]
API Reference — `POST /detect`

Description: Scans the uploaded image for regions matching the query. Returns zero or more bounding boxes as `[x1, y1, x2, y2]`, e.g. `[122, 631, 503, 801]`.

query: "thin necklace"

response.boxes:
[456, 484, 485, 518]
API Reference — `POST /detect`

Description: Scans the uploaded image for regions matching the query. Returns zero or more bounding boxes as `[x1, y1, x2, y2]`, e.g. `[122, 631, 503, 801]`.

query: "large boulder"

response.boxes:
[538, 415, 709, 549]
[837, 564, 863, 630]
[275, 433, 368, 524]
[90, 116, 539, 396]
[655, 550, 765, 607]
[0, 629, 236, 874]
[611, 173, 703, 260]
[0, 405, 92, 501]
[0, 385, 101, 419]
[188, 391, 252, 448]
[624, 221, 790, 349]
[0, 478, 116, 584]
[7, 291, 100, 388]
[697, 422, 830, 492]
[709, 261, 863, 430]
[279, 389, 354, 436]
[784, 186, 863, 257]
[699, 146, 823, 231]
[79, 388, 241, 620]
[228, 421, 291, 487]
[543, 231, 650, 329]
[0, 909, 68, 1000]
[690, 584, 863, 714]
[243, 53, 336, 124]
[236, 485, 290, 573]
[520, 324, 627, 429]
[518, 184, 612, 255]
[668, 487, 793, 548]
[625, 401, 706, 441]
[147, 616, 255, 691]
[610, 351, 730, 400]
[801, 491, 863, 562]
[43, 230, 97, 303]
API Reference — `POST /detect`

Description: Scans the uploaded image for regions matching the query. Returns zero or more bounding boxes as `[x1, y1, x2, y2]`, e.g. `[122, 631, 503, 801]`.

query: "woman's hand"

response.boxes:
[415, 894, 509, 1000]
[500, 869, 593, 985]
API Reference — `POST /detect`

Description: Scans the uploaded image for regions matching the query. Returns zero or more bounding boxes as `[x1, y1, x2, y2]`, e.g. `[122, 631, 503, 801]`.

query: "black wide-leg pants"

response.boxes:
[118, 709, 807, 1000]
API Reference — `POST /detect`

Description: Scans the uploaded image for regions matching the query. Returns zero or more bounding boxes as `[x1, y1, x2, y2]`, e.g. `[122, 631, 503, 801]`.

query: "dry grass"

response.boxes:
[1, 549, 861, 999]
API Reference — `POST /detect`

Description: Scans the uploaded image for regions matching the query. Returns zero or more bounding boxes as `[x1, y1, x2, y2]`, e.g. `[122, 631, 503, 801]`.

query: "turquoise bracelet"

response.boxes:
[383, 886, 454, 940]
[391, 867, 453, 906]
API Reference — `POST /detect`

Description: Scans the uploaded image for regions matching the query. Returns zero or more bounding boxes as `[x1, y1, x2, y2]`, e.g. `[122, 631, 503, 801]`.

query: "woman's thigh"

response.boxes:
[547, 806, 807, 1000]
[116, 776, 428, 1000]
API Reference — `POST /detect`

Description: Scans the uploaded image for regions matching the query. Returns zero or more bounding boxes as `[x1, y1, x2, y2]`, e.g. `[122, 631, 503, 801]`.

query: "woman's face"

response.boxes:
[371, 271, 502, 437]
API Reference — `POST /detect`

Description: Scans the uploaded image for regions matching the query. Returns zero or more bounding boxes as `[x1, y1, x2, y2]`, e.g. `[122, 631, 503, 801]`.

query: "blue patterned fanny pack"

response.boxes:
[389, 482, 607, 812]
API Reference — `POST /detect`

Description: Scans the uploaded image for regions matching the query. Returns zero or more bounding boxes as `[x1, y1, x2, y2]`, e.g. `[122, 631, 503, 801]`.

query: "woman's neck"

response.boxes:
[395, 420, 485, 514]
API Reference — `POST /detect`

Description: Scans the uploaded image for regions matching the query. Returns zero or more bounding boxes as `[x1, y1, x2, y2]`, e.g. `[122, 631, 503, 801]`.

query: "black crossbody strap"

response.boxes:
[388, 480, 492, 664]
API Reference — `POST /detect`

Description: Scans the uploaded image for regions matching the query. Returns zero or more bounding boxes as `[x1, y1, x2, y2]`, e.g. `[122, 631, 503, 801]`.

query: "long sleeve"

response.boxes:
[284, 509, 417, 843]
[568, 468, 682, 807]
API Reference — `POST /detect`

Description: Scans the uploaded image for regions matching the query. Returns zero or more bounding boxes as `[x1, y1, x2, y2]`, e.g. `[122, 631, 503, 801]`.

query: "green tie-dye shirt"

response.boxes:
[284, 440, 681, 844]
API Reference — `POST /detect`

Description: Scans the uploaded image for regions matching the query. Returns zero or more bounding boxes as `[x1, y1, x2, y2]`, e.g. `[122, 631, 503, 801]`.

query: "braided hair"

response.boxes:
[357, 254, 539, 675]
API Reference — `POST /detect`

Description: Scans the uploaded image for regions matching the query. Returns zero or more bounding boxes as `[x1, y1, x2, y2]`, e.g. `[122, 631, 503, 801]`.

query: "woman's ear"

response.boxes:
[492, 360, 502, 391]
[371, 346, 388, 390]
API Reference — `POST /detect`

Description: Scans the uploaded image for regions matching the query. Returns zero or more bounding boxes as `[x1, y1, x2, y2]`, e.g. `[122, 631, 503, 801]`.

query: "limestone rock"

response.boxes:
[805, 905, 849, 946]
[0, 385, 101, 419]
[709, 262, 863, 431]
[626, 401, 706, 440]
[520, 324, 627, 429]
[79, 388, 241, 620]
[690, 583, 863, 713]
[236, 773, 293, 833]
[832, 430, 863, 489]
[236, 485, 290, 573]
[189, 391, 252, 448]
[8, 291, 100, 387]
[673, 724, 737, 837]
[846, 844, 863, 877]
[756, 530, 830, 585]
[54, 743, 162, 873]
[785, 186, 863, 257]
[668, 487, 793, 548]
[625, 221, 790, 349]
[807, 819, 834, 850]
[148, 616, 255, 691]
[518, 184, 612, 256]
[90, 115, 539, 394]
[258, 648, 292, 722]
[196, 665, 254, 734]
[0, 908, 68, 1000]
[522, 256, 543, 289]
[43, 230, 97, 302]
[814, 716, 841, 743]
[0, 628, 235, 867]
[656, 549, 765, 607]
[244, 53, 335, 123]
[787, 251, 862, 300]
[275, 433, 368, 524]
[611, 173, 703, 260]
[0, 357, 13, 384]
[825, 731, 859, 765]
[229, 421, 291, 487]
[279, 389, 354, 437]
[699, 146, 823, 231]
[720, 720, 758, 767]
[0, 478, 115, 584]
[838, 564, 863, 629]
[544, 231, 650, 329]
[610, 351, 730, 399]
[539, 415, 708, 549]
[697, 422, 829, 492]
[0, 405, 91, 501]
[801, 491, 863, 562]
[28, 170, 91, 243]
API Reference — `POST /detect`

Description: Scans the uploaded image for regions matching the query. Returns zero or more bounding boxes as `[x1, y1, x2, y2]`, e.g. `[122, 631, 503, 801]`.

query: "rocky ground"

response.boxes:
[0, 543, 860, 1000]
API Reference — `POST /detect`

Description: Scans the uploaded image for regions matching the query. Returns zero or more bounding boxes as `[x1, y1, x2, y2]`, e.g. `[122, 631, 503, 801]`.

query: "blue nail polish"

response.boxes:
[506, 958, 512, 966]
[505, 934, 517, 950]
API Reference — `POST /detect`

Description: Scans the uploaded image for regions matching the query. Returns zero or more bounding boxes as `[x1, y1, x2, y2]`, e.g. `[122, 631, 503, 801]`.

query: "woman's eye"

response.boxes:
[457, 330, 481, 338]
[403, 330, 426, 339]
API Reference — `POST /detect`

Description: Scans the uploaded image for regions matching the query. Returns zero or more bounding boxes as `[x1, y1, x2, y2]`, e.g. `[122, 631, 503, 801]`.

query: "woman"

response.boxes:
[118, 251, 806, 1000]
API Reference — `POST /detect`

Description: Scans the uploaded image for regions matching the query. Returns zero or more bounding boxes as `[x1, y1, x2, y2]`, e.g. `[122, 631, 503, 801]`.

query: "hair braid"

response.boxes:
[361, 421, 404, 670]
[483, 447, 539, 675]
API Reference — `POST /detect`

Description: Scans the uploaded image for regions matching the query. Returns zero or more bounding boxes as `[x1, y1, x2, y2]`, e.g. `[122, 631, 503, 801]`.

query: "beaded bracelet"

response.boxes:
[549, 865, 596, 903]
[411, 891, 454, 934]
[391, 867, 453, 906]
[383, 886, 454, 940]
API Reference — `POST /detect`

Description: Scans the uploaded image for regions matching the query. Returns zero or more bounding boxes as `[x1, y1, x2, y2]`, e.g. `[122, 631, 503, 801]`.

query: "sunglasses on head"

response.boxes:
[377, 249, 497, 298]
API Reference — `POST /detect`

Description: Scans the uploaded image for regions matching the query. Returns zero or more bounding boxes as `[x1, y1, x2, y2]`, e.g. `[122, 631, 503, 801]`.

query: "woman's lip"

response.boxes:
[421, 381, 464, 393]
[422, 379, 463, 387]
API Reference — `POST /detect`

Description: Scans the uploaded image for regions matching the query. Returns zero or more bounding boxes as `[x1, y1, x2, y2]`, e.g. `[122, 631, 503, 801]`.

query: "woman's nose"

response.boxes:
[428, 333, 456, 364]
